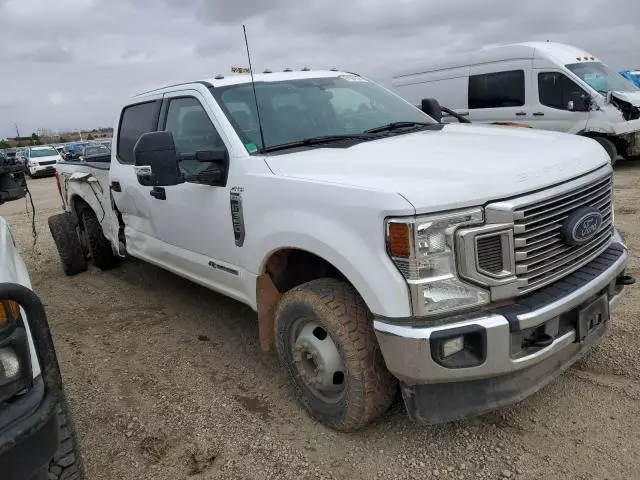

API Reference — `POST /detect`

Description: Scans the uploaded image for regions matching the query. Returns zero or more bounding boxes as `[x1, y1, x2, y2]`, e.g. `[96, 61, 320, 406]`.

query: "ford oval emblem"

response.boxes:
[561, 207, 603, 246]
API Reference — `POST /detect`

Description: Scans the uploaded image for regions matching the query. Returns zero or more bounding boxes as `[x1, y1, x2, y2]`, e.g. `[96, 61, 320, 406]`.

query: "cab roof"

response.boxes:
[133, 69, 350, 98]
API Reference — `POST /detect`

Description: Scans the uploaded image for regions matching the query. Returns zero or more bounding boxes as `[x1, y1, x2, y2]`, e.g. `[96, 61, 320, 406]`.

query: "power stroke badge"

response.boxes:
[230, 187, 245, 247]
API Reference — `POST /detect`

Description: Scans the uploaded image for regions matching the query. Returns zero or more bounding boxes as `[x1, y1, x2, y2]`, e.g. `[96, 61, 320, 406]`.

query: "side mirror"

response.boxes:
[133, 131, 184, 187]
[420, 98, 443, 123]
[192, 148, 229, 186]
[569, 92, 590, 112]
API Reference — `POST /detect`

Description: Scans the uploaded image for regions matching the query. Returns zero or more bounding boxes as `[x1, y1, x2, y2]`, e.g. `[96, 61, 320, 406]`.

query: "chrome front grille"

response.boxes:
[512, 174, 613, 293]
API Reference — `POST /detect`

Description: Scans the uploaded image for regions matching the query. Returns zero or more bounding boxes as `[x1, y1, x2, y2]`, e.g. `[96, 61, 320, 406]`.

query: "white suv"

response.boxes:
[24, 146, 62, 178]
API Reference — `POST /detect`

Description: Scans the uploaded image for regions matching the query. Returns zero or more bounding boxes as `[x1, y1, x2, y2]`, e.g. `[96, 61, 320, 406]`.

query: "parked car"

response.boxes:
[23, 146, 62, 178]
[0, 162, 84, 479]
[384, 42, 640, 164]
[63, 144, 111, 163]
[96, 139, 113, 151]
[49, 69, 632, 430]
[620, 70, 640, 88]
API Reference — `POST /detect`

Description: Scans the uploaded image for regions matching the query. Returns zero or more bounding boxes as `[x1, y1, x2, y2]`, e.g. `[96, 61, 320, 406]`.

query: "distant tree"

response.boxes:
[87, 133, 94, 140]
[31, 133, 39, 140]
[59, 136, 69, 143]
[0, 139, 9, 149]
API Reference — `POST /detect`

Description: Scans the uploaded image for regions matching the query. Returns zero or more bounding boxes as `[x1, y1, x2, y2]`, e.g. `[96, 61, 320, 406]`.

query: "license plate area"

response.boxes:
[576, 294, 609, 342]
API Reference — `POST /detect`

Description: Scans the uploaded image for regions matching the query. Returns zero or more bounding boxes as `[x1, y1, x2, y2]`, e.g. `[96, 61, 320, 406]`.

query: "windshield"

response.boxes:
[211, 75, 435, 151]
[84, 145, 109, 156]
[30, 147, 58, 158]
[566, 62, 639, 94]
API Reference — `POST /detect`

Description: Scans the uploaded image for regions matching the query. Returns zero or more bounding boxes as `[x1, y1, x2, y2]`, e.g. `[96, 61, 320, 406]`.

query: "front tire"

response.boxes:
[275, 278, 396, 431]
[48, 394, 85, 479]
[592, 136, 618, 166]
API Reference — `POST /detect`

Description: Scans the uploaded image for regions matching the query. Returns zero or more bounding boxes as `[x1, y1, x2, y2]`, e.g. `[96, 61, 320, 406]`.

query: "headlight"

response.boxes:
[0, 300, 32, 399]
[386, 208, 490, 317]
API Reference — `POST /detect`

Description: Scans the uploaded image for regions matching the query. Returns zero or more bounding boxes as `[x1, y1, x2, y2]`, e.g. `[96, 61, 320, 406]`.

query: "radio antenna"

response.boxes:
[243, 25, 266, 153]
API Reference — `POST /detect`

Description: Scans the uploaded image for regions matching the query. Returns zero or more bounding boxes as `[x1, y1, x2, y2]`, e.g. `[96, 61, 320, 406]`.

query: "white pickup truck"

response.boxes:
[50, 70, 633, 431]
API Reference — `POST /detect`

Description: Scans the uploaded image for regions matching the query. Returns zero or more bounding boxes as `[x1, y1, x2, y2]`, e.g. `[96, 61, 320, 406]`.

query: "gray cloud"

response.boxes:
[1, 0, 639, 137]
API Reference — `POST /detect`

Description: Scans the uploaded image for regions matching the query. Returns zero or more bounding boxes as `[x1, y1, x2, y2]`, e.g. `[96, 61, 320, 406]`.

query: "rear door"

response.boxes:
[467, 63, 531, 125]
[108, 96, 162, 253]
[528, 70, 590, 133]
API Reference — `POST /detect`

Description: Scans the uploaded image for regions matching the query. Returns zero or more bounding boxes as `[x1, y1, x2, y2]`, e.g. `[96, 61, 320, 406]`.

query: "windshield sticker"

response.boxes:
[339, 74, 368, 83]
[244, 142, 258, 153]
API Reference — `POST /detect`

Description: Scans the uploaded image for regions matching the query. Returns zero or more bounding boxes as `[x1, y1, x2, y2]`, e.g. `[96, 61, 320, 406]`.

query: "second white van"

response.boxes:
[386, 42, 640, 163]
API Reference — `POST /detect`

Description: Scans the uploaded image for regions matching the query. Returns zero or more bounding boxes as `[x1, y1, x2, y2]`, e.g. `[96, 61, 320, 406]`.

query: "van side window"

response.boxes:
[163, 97, 223, 177]
[468, 70, 525, 109]
[538, 72, 587, 110]
[117, 101, 160, 164]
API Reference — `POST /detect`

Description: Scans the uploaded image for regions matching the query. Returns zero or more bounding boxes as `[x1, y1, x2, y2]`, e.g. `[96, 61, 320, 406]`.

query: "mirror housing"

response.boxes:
[569, 92, 590, 112]
[420, 98, 443, 123]
[133, 131, 184, 187]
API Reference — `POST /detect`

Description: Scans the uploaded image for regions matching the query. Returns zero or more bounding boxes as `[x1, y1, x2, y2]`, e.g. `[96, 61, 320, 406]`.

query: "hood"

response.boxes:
[264, 124, 610, 214]
[611, 90, 640, 106]
[30, 154, 60, 163]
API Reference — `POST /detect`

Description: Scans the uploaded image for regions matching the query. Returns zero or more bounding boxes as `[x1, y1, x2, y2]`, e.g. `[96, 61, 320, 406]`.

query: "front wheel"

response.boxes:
[592, 136, 618, 166]
[79, 209, 120, 270]
[275, 278, 396, 431]
[48, 394, 85, 479]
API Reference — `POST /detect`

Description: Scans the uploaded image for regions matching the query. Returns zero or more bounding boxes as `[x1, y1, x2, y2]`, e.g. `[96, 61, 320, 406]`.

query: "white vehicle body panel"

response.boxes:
[0, 217, 41, 378]
[386, 42, 640, 141]
[56, 70, 609, 320]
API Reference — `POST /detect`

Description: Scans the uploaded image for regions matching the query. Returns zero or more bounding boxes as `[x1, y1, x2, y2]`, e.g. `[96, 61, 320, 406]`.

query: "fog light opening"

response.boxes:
[440, 336, 464, 358]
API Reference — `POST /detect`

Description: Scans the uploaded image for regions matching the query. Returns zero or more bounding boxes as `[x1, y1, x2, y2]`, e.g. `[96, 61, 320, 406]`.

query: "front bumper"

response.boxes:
[28, 165, 57, 177]
[374, 235, 630, 424]
[0, 378, 60, 480]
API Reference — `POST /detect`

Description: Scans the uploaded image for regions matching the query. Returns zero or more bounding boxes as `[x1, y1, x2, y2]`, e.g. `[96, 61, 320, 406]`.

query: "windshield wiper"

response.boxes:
[262, 134, 374, 153]
[364, 121, 434, 135]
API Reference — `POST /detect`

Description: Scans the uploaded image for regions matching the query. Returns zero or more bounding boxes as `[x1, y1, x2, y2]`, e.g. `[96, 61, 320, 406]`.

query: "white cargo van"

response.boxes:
[387, 42, 640, 163]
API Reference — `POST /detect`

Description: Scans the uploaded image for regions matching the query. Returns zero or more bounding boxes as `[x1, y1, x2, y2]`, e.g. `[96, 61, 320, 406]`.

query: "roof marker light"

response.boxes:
[301, 67, 310, 71]
[263, 69, 272, 74]
[214, 74, 224, 79]
[283, 68, 292, 72]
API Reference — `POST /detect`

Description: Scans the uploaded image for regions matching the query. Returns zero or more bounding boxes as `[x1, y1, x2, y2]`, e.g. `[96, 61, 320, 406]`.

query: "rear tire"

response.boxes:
[48, 213, 87, 276]
[48, 394, 85, 480]
[592, 136, 617, 166]
[79, 209, 119, 270]
[275, 278, 396, 431]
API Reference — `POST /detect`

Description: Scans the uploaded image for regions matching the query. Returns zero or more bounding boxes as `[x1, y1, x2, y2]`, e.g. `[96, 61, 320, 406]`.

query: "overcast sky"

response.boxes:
[1, 0, 638, 138]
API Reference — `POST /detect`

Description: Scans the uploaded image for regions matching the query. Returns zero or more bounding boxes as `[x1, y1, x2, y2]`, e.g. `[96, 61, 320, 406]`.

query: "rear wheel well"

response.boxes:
[70, 195, 92, 219]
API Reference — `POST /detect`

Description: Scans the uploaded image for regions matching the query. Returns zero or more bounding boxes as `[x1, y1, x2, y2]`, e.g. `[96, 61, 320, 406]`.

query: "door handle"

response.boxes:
[150, 187, 166, 200]
[515, 111, 527, 116]
[532, 112, 545, 117]
[110, 181, 122, 192]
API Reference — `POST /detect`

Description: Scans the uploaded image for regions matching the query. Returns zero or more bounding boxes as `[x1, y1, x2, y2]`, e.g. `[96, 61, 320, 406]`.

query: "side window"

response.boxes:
[164, 97, 222, 176]
[117, 101, 160, 164]
[468, 70, 525, 109]
[538, 72, 587, 110]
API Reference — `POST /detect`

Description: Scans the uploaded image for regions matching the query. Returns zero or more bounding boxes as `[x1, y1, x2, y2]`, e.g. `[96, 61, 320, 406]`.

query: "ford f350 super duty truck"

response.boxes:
[49, 70, 632, 431]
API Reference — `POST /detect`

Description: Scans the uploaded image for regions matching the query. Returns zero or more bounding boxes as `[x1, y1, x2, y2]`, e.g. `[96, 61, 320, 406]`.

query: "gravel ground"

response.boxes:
[2, 165, 640, 480]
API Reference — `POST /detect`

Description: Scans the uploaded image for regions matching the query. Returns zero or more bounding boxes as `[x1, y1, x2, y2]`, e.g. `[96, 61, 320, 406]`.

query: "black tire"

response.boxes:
[592, 136, 617, 166]
[48, 213, 87, 276]
[275, 278, 397, 431]
[79, 209, 120, 270]
[48, 395, 85, 480]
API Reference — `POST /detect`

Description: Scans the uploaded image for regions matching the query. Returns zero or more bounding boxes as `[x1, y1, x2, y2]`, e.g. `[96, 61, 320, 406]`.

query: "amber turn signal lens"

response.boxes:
[388, 223, 410, 258]
[0, 301, 20, 328]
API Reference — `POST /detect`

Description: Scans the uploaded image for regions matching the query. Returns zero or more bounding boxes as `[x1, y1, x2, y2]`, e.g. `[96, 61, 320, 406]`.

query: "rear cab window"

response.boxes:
[116, 100, 161, 164]
[468, 70, 525, 109]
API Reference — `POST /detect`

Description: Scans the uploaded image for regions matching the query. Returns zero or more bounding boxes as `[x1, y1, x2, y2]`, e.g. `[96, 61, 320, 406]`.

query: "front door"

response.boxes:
[146, 89, 248, 303]
[528, 70, 590, 133]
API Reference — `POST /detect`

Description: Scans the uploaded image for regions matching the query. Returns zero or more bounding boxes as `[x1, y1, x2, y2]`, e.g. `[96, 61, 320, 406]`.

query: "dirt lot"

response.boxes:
[2, 167, 640, 480]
